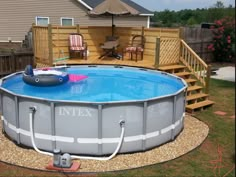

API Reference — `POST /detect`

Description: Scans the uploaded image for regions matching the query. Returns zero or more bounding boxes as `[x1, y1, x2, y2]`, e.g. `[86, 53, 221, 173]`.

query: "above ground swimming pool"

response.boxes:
[0, 65, 187, 156]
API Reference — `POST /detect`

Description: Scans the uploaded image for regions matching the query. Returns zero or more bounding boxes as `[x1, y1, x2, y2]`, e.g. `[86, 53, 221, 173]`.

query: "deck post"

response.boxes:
[31, 23, 36, 67]
[141, 26, 144, 36]
[179, 28, 184, 64]
[48, 24, 53, 66]
[179, 27, 184, 39]
[141, 26, 145, 52]
[76, 24, 80, 34]
[205, 64, 211, 94]
[154, 37, 161, 69]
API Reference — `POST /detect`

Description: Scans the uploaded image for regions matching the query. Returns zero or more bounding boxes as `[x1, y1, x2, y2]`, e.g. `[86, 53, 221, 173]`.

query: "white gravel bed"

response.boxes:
[0, 115, 209, 172]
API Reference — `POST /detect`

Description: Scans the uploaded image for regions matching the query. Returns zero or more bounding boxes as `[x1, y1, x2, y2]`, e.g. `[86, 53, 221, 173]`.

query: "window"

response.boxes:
[35, 16, 49, 26]
[61, 17, 74, 26]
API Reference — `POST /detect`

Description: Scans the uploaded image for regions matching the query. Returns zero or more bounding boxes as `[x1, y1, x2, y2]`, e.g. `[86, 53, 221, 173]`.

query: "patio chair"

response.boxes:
[69, 33, 87, 60]
[122, 35, 145, 62]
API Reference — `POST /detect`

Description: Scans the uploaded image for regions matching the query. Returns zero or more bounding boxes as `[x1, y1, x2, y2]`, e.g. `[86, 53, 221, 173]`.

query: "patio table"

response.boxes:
[99, 39, 120, 59]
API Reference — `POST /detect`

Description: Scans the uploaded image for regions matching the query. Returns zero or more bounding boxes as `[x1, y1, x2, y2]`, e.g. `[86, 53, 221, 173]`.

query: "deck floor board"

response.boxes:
[53, 55, 156, 69]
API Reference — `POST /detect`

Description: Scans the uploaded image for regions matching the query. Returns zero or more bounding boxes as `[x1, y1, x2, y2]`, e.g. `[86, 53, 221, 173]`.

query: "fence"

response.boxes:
[0, 50, 34, 77]
[32, 25, 181, 66]
[180, 27, 213, 62]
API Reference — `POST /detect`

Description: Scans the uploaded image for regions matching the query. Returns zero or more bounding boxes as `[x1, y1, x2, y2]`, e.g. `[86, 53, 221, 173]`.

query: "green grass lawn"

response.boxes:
[0, 78, 235, 177]
[99, 79, 235, 177]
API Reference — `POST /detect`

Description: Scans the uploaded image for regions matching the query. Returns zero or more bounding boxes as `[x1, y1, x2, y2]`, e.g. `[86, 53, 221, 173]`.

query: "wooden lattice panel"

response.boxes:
[159, 38, 180, 65]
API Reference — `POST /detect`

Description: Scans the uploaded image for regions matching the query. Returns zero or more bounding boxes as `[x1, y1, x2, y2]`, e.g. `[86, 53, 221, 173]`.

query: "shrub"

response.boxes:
[208, 16, 235, 62]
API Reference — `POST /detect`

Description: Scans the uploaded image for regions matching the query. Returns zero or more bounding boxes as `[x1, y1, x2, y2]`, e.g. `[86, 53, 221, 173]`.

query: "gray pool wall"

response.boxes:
[0, 65, 187, 155]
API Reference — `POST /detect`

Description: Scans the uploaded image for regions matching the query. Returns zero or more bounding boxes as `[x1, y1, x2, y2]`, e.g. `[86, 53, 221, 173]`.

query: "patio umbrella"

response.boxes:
[89, 0, 139, 36]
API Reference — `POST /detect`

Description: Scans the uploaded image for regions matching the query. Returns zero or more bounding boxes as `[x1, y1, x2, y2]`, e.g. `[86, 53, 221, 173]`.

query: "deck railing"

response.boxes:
[32, 25, 180, 66]
[180, 39, 211, 93]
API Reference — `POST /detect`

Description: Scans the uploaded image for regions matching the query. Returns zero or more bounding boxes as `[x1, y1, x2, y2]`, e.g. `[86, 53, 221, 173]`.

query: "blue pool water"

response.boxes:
[1, 67, 185, 102]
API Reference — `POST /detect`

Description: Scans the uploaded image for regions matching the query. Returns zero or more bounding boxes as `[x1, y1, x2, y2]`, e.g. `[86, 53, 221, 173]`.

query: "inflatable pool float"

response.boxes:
[23, 65, 69, 86]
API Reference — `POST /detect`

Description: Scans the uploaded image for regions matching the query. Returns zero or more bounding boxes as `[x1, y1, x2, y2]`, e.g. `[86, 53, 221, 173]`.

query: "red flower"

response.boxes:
[208, 44, 213, 49]
[216, 20, 222, 26]
[211, 17, 235, 62]
[218, 26, 224, 32]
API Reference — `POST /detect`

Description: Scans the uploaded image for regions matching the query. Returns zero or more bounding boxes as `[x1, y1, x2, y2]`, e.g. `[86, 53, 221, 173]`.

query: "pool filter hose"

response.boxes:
[29, 107, 125, 161]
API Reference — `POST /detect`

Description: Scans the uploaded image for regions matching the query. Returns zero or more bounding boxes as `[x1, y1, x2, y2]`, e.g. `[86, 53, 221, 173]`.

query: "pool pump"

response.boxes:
[53, 149, 72, 168]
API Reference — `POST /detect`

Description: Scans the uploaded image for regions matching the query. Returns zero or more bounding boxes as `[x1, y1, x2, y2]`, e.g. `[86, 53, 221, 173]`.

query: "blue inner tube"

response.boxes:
[23, 65, 69, 86]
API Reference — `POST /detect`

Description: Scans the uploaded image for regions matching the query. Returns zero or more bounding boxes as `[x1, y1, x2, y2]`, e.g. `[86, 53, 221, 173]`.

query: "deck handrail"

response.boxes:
[180, 39, 211, 93]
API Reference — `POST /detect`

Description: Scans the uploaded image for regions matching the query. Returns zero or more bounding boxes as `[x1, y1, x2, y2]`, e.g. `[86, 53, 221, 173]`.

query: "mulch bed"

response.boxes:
[0, 115, 209, 173]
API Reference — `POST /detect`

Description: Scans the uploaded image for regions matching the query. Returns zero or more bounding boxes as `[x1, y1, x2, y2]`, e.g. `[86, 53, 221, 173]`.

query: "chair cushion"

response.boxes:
[125, 46, 136, 52]
[137, 46, 144, 52]
[125, 46, 143, 52]
[69, 35, 83, 48]
[70, 46, 85, 51]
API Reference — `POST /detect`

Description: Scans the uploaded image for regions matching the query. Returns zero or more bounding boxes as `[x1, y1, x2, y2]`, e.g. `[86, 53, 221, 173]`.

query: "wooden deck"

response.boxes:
[52, 55, 156, 69]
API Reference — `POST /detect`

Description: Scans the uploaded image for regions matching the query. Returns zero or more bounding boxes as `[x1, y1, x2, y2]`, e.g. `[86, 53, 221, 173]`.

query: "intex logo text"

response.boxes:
[58, 107, 93, 118]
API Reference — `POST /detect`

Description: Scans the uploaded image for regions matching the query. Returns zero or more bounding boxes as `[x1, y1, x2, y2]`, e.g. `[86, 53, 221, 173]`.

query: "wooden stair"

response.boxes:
[185, 78, 197, 85]
[186, 93, 209, 101]
[187, 85, 203, 92]
[175, 71, 191, 78]
[157, 64, 186, 73]
[186, 100, 215, 112]
[158, 64, 214, 113]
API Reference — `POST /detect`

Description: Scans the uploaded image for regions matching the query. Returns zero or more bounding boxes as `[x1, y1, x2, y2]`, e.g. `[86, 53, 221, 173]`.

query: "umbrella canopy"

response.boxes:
[89, 0, 139, 36]
[89, 0, 139, 16]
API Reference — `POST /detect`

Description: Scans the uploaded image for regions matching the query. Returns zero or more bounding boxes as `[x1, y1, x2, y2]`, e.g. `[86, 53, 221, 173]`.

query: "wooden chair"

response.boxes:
[122, 35, 145, 62]
[69, 33, 87, 60]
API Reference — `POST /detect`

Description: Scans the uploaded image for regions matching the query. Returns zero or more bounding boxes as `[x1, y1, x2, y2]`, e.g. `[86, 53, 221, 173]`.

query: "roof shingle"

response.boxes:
[81, 0, 153, 15]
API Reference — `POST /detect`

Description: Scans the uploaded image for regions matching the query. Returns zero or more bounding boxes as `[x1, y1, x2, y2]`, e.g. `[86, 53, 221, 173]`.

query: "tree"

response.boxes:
[152, 9, 177, 27]
[213, 1, 224, 8]
[187, 17, 197, 26]
[207, 1, 227, 22]
[150, 1, 235, 27]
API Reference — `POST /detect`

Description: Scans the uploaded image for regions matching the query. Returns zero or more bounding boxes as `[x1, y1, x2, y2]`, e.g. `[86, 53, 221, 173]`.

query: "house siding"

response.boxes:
[0, 0, 148, 42]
